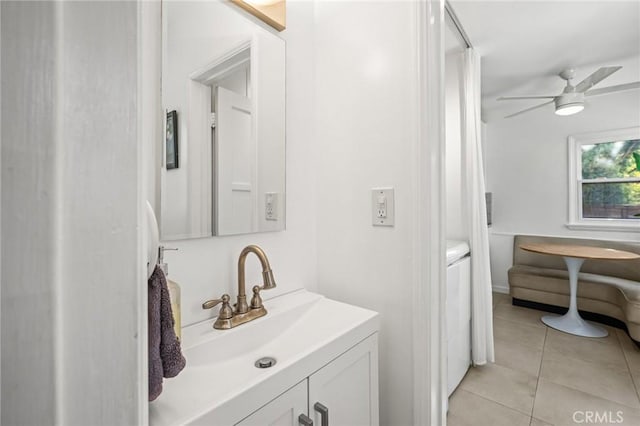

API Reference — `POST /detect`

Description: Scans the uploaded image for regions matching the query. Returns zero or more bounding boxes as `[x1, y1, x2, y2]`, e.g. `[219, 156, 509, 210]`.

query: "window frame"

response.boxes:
[567, 127, 640, 232]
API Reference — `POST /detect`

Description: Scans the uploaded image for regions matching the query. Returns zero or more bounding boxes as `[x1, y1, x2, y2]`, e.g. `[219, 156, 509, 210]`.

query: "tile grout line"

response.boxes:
[534, 373, 640, 420]
[493, 299, 549, 330]
[529, 326, 548, 426]
[540, 327, 640, 411]
[494, 314, 547, 331]
[493, 295, 542, 423]
[493, 314, 548, 356]
[486, 298, 640, 425]
[539, 357, 639, 409]
[457, 310, 541, 419]
[618, 329, 640, 406]
[458, 386, 535, 419]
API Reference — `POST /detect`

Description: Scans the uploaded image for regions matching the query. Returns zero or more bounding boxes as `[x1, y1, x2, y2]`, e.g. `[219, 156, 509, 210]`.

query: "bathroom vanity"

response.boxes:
[149, 290, 380, 425]
[153, 2, 378, 424]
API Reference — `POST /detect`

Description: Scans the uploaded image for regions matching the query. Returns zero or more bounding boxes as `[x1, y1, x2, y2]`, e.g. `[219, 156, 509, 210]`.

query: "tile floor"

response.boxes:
[447, 293, 640, 426]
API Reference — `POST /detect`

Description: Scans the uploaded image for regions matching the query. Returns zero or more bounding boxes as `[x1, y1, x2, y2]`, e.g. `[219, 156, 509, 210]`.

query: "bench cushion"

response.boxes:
[510, 265, 640, 300]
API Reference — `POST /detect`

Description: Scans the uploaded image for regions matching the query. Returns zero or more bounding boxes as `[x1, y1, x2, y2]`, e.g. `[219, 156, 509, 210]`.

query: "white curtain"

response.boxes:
[461, 48, 495, 365]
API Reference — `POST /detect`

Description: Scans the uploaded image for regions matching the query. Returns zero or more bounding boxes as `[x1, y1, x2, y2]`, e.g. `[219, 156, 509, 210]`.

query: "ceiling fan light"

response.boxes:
[555, 92, 585, 116]
[555, 103, 584, 116]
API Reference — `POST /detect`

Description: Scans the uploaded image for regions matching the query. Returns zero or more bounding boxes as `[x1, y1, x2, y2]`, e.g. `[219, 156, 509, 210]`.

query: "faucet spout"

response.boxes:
[236, 245, 277, 314]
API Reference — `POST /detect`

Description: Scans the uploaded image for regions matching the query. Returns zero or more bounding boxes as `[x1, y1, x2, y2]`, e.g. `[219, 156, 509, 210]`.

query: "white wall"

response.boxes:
[313, 2, 418, 424]
[58, 3, 143, 423]
[159, 1, 317, 328]
[445, 50, 467, 240]
[0, 4, 3, 420]
[254, 29, 287, 234]
[2, 2, 144, 424]
[485, 56, 640, 291]
[142, 0, 162, 225]
[1, 3, 58, 423]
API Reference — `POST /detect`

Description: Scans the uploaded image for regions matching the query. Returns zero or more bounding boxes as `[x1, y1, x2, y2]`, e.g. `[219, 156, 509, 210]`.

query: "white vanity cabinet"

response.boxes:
[149, 291, 380, 426]
[308, 334, 379, 426]
[236, 334, 379, 426]
[235, 380, 308, 426]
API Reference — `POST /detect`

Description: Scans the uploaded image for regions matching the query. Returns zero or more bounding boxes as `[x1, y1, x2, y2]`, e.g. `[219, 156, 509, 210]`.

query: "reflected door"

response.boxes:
[215, 86, 255, 235]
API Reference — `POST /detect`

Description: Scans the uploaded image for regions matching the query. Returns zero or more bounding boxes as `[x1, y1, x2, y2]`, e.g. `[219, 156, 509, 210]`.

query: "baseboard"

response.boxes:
[512, 297, 640, 348]
[492, 283, 509, 294]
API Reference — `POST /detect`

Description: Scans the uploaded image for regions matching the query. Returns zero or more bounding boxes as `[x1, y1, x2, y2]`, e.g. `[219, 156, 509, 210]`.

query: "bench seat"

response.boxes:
[508, 235, 640, 342]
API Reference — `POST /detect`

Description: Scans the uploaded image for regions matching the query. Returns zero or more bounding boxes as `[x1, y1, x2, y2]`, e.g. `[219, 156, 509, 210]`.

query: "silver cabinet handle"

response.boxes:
[299, 413, 313, 426]
[314, 402, 329, 426]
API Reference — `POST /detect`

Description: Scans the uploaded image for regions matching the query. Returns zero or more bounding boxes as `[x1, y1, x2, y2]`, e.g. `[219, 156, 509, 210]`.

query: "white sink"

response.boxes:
[149, 290, 379, 426]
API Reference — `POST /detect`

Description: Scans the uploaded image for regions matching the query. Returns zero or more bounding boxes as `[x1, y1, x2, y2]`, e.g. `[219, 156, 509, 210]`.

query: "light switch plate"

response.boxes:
[372, 188, 394, 226]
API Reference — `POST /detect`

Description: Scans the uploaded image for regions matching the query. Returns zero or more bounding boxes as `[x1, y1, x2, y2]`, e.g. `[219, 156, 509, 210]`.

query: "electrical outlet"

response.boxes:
[372, 188, 394, 226]
[376, 194, 387, 218]
[265, 192, 278, 221]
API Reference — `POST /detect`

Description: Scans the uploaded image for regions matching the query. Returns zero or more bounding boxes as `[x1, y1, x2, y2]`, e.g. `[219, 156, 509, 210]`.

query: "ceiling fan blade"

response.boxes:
[585, 81, 640, 97]
[504, 100, 554, 118]
[497, 96, 556, 101]
[575, 66, 622, 92]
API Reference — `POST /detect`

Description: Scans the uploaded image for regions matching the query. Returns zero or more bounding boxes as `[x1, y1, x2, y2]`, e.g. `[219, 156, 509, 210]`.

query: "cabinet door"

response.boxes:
[308, 334, 379, 426]
[235, 380, 308, 426]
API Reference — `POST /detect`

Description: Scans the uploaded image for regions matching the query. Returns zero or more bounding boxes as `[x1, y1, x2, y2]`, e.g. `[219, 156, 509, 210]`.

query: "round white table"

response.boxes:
[519, 243, 640, 338]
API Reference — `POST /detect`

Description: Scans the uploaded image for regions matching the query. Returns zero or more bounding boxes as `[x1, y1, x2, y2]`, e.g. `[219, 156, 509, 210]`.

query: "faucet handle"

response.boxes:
[202, 294, 233, 320]
[202, 297, 222, 310]
[250, 285, 264, 309]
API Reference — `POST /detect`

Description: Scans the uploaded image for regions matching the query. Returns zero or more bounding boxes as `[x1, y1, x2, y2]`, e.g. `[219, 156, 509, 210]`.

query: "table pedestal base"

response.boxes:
[541, 313, 608, 338]
[538, 256, 609, 338]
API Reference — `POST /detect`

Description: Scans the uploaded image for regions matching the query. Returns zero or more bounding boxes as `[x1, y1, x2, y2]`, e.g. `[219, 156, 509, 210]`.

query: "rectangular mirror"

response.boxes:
[160, 0, 286, 240]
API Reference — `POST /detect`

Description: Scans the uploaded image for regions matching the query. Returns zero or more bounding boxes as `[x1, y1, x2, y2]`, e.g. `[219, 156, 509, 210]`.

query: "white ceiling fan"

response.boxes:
[498, 66, 640, 118]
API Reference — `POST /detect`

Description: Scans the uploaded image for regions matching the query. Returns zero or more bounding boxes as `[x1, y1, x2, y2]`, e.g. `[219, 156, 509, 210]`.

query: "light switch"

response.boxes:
[372, 188, 394, 226]
[265, 192, 278, 220]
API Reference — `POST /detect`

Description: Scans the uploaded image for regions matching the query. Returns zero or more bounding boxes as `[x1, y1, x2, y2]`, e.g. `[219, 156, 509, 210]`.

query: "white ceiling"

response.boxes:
[449, 0, 640, 122]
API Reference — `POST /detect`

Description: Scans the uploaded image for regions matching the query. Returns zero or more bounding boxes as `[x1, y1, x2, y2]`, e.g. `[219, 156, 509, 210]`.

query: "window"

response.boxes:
[568, 128, 640, 231]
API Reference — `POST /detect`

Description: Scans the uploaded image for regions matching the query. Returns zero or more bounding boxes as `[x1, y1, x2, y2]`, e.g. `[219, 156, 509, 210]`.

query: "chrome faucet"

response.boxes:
[202, 245, 277, 329]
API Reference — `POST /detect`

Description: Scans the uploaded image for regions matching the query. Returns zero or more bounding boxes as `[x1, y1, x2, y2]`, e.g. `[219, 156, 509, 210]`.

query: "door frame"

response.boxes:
[413, 0, 447, 425]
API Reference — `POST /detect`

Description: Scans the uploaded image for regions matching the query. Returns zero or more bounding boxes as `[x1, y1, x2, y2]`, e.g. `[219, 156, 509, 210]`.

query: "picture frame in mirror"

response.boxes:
[166, 110, 179, 170]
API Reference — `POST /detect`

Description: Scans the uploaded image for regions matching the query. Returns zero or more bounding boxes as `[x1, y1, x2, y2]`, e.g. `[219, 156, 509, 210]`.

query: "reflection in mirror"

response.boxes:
[231, 0, 286, 31]
[161, 0, 285, 240]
